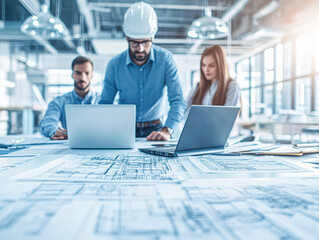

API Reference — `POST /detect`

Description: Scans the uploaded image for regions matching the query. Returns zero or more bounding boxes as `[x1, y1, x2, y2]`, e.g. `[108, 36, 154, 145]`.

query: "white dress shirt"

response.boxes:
[185, 80, 240, 116]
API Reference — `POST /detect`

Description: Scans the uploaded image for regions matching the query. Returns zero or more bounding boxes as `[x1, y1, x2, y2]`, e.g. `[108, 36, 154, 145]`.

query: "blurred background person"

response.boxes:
[40, 56, 99, 140]
[185, 45, 240, 116]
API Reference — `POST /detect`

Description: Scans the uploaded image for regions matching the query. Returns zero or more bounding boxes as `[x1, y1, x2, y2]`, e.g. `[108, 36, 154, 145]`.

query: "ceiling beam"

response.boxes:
[89, 2, 229, 11]
[79, 33, 256, 46]
[76, 0, 97, 53]
[154, 38, 255, 46]
[19, 0, 41, 15]
[99, 21, 190, 29]
[76, 0, 96, 36]
[188, 39, 204, 54]
[33, 35, 58, 54]
[222, 0, 250, 22]
[166, 47, 251, 55]
[233, 37, 282, 62]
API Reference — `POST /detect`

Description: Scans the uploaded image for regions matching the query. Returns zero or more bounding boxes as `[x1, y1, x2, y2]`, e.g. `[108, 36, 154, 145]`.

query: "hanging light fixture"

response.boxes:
[188, 7, 229, 39]
[21, 2, 71, 39]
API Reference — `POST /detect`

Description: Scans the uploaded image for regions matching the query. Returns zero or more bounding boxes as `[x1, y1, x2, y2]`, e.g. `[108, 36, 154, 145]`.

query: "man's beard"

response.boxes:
[129, 49, 150, 63]
[74, 81, 90, 91]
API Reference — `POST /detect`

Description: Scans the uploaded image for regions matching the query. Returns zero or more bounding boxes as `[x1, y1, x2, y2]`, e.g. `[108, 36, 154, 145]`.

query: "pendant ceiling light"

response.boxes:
[21, 2, 70, 39]
[188, 7, 229, 39]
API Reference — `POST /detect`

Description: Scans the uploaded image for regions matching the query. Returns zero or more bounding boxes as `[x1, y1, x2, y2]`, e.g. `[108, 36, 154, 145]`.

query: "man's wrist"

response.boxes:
[161, 127, 173, 135]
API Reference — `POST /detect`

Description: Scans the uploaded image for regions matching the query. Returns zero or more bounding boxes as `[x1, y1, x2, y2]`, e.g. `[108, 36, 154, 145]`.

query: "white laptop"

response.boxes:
[65, 105, 136, 149]
[139, 105, 240, 157]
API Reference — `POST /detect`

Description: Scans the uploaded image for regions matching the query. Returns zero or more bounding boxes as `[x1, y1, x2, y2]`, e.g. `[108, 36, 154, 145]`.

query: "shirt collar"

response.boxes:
[125, 46, 155, 66]
[149, 47, 155, 62]
[125, 50, 132, 66]
[72, 89, 92, 101]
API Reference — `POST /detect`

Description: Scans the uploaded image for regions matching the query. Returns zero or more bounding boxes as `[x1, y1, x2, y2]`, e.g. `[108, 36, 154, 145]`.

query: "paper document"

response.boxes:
[188, 154, 307, 174]
[0, 136, 67, 147]
[3, 178, 319, 239]
[13, 154, 194, 182]
[241, 144, 319, 156]
[241, 145, 303, 156]
[224, 142, 280, 153]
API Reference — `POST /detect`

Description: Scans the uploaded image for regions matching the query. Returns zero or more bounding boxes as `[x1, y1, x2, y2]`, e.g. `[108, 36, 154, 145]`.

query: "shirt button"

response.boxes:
[140, 68, 143, 71]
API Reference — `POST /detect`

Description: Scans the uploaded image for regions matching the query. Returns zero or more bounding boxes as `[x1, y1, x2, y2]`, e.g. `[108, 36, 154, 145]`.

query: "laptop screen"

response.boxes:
[175, 105, 240, 152]
[66, 105, 136, 149]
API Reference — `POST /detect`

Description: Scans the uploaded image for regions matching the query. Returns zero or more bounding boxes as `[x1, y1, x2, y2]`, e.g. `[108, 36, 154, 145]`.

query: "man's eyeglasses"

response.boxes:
[128, 39, 152, 48]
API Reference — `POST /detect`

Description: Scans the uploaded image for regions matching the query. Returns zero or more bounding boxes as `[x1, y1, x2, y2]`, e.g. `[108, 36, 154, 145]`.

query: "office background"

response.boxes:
[0, 0, 319, 141]
[2, 1, 319, 239]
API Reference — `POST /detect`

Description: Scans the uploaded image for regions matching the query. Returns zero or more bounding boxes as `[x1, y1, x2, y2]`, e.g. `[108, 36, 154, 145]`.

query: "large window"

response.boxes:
[263, 85, 273, 115]
[275, 43, 291, 112]
[316, 30, 319, 72]
[251, 54, 263, 115]
[283, 42, 292, 80]
[241, 90, 250, 118]
[46, 69, 103, 102]
[46, 69, 73, 101]
[276, 44, 283, 82]
[264, 48, 274, 84]
[316, 75, 319, 111]
[276, 81, 291, 111]
[236, 59, 250, 89]
[236, 59, 250, 118]
[236, 27, 319, 117]
[295, 77, 311, 111]
[296, 35, 311, 77]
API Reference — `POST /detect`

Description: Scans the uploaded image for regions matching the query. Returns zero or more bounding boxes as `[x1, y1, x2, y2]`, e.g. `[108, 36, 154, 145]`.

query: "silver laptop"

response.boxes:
[66, 105, 135, 149]
[139, 105, 240, 157]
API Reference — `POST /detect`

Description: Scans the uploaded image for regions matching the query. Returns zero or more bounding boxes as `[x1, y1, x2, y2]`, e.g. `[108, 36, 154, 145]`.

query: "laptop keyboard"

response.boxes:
[153, 146, 176, 153]
[139, 146, 177, 157]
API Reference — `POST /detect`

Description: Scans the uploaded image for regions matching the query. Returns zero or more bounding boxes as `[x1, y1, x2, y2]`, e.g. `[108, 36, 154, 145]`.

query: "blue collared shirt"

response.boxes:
[99, 45, 186, 131]
[40, 89, 99, 137]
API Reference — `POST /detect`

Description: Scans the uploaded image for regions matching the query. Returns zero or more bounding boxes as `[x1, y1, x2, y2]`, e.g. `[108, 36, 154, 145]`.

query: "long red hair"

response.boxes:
[192, 45, 233, 105]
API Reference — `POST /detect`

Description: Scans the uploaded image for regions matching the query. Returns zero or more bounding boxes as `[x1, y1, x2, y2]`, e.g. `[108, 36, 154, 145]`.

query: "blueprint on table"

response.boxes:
[189, 154, 308, 173]
[0, 156, 37, 173]
[3, 145, 319, 240]
[13, 154, 198, 182]
[1, 178, 319, 240]
[13, 153, 310, 183]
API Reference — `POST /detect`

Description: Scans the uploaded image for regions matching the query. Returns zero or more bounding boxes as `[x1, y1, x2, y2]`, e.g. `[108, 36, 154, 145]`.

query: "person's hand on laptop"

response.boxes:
[147, 128, 171, 141]
[51, 128, 68, 140]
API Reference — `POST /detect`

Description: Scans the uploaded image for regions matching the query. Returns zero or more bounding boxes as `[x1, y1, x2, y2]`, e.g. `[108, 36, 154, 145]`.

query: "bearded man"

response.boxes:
[40, 56, 99, 139]
[99, 2, 185, 141]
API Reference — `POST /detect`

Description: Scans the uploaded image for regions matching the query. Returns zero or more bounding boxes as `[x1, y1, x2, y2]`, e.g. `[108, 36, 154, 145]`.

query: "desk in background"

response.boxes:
[237, 116, 319, 143]
[0, 106, 43, 135]
[1, 137, 319, 239]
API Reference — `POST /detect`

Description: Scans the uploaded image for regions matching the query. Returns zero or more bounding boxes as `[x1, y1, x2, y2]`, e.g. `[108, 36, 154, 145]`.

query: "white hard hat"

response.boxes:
[123, 1, 158, 39]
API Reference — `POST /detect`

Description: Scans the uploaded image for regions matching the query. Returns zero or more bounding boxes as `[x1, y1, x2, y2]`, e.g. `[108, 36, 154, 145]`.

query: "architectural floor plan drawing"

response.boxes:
[0, 157, 37, 173]
[13, 153, 309, 184]
[13, 154, 196, 182]
[189, 155, 308, 174]
[3, 141, 319, 239]
[2, 179, 319, 239]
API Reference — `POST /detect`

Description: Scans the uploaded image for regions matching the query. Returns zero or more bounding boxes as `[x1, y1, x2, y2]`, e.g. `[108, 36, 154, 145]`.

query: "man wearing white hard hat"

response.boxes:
[99, 1, 185, 141]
